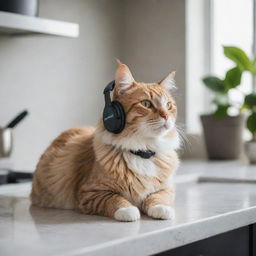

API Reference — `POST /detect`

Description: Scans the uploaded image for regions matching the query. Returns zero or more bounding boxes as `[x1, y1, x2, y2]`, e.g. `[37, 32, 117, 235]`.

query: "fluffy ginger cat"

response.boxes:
[31, 62, 180, 222]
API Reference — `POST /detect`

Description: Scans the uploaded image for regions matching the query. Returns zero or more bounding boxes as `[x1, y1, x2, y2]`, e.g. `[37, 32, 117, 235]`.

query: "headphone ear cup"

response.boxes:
[112, 101, 126, 133]
[103, 101, 125, 134]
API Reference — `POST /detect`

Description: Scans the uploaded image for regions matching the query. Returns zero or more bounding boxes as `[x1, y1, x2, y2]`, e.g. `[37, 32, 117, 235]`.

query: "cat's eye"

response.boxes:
[167, 102, 173, 110]
[141, 100, 152, 108]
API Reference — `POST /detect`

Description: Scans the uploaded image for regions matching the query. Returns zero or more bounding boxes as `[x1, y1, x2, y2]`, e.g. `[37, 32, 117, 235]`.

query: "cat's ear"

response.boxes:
[115, 60, 135, 93]
[159, 71, 176, 90]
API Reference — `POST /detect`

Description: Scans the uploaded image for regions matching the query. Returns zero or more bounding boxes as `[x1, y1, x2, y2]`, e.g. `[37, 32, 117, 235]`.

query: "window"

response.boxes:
[186, 0, 254, 133]
[212, 0, 253, 112]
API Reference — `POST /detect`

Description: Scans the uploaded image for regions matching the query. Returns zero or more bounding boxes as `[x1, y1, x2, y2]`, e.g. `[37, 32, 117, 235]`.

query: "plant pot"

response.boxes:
[200, 114, 244, 160]
[0, 0, 39, 17]
[245, 140, 256, 164]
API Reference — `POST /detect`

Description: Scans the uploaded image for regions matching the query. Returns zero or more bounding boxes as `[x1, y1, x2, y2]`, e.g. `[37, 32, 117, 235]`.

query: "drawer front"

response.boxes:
[156, 225, 251, 256]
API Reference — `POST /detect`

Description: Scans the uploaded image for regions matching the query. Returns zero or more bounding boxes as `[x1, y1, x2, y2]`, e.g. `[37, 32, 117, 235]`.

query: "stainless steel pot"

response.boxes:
[0, 110, 28, 158]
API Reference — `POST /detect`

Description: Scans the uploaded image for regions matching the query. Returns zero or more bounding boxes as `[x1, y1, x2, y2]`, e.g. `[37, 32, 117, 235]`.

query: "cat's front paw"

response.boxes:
[114, 206, 140, 222]
[147, 205, 175, 220]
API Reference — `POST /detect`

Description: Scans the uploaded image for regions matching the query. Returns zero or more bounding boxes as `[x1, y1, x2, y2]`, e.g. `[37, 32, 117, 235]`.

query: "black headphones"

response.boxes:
[103, 80, 126, 134]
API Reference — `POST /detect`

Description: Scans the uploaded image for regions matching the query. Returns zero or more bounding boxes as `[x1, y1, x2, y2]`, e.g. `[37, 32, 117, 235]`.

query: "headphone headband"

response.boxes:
[103, 80, 115, 94]
[103, 80, 115, 107]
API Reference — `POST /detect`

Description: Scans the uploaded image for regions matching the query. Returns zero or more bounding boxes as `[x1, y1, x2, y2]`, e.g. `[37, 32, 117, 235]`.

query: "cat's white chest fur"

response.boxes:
[123, 152, 159, 176]
[97, 127, 180, 177]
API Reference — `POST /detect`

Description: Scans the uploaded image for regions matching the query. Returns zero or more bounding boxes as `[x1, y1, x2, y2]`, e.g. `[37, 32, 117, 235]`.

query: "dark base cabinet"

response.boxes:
[156, 224, 256, 256]
[0, 171, 32, 185]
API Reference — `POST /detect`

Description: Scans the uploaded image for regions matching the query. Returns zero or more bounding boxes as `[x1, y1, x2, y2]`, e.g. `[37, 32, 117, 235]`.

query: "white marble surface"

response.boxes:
[0, 161, 256, 256]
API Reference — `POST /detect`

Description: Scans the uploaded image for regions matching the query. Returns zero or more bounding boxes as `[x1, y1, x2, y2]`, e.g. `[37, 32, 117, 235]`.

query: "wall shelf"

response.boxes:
[0, 11, 79, 38]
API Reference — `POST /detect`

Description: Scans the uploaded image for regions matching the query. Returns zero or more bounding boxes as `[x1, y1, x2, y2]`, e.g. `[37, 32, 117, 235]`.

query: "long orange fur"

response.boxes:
[31, 62, 180, 221]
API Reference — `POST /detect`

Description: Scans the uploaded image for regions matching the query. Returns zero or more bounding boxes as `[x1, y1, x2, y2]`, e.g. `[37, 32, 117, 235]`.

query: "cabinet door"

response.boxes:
[250, 224, 256, 256]
[156, 226, 250, 256]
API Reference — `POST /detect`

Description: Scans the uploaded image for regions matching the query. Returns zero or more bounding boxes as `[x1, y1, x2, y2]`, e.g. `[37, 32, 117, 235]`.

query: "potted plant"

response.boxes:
[243, 93, 256, 163]
[201, 46, 245, 160]
[218, 46, 256, 163]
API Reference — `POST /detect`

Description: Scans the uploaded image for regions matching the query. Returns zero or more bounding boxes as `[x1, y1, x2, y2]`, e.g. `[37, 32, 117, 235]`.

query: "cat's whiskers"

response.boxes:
[175, 124, 190, 151]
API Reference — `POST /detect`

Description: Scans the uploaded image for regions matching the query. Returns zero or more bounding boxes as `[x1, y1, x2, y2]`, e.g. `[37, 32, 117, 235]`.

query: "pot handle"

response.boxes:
[5, 110, 29, 129]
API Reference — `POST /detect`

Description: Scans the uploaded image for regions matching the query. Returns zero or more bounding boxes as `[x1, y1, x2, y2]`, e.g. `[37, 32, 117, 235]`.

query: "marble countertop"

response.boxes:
[0, 161, 256, 256]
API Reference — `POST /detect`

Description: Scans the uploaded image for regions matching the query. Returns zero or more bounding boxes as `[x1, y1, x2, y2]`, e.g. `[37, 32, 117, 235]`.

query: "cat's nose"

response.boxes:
[159, 110, 168, 120]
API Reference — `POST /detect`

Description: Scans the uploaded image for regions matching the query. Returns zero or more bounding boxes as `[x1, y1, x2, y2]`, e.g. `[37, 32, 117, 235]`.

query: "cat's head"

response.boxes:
[112, 61, 177, 139]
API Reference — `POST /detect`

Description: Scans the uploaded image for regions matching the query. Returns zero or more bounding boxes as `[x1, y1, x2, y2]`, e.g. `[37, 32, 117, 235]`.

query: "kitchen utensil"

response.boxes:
[0, 110, 28, 158]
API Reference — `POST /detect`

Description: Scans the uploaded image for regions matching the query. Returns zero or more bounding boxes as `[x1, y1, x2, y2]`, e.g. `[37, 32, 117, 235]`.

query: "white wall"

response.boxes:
[0, 0, 122, 170]
[0, 0, 188, 171]
[121, 0, 186, 125]
[185, 0, 211, 134]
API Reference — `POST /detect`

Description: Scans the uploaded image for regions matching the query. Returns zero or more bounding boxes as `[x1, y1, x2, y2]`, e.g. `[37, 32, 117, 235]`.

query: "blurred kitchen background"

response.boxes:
[0, 0, 255, 180]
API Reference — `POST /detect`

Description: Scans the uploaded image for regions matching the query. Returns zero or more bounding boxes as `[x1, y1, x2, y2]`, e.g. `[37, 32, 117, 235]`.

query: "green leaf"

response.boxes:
[202, 76, 225, 92]
[247, 112, 256, 135]
[240, 104, 249, 110]
[224, 66, 242, 89]
[214, 105, 230, 118]
[251, 58, 256, 75]
[212, 93, 229, 106]
[224, 46, 253, 71]
[244, 93, 256, 109]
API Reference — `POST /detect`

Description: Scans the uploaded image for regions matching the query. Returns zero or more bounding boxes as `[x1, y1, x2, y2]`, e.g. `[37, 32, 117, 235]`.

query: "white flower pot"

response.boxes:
[245, 141, 256, 164]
